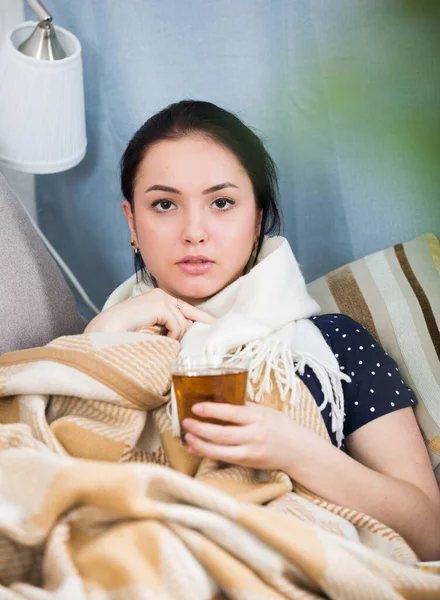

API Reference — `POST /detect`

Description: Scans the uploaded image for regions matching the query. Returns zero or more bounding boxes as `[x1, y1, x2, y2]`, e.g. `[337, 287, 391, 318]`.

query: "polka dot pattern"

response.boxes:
[302, 313, 418, 447]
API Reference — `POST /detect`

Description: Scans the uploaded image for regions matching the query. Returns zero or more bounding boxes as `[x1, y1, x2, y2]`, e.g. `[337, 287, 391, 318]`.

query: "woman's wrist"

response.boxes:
[84, 309, 118, 333]
[278, 421, 331, 481]
[84, 314, 104, 333]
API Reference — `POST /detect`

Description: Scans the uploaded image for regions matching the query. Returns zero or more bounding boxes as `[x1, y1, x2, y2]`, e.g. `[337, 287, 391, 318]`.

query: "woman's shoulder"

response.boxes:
[310, 312, 363, 330]
[309, 313, 417, 436]
[309, 312, 388, 374]
[310, 313, 369, 346]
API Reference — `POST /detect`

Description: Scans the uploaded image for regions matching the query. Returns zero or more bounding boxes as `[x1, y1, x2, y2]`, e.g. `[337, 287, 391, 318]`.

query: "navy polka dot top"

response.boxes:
[297, 314, 418, 449]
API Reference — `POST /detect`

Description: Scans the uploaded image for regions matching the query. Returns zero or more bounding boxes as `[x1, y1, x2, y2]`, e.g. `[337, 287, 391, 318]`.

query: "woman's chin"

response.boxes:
[172, 280, 224, 304]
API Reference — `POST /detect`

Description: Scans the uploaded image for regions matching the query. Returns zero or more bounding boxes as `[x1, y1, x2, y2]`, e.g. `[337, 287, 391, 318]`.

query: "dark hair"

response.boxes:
[120, 99, 282, 281]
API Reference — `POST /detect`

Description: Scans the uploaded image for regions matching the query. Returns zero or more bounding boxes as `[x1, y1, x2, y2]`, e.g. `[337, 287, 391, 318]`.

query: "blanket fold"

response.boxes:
[0, 330, 439, 599]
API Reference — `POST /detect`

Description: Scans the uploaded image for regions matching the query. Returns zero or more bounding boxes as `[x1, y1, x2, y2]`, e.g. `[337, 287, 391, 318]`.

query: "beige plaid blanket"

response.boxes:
[0, 330, 439, 599]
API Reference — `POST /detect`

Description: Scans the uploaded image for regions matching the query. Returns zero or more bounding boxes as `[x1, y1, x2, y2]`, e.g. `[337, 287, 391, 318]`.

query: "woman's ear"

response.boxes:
[122, 200, 137, 241]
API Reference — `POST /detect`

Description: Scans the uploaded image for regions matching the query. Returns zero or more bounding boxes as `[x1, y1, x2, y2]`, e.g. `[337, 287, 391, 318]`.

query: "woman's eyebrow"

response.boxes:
[202, 182, 239, 195]
[144, 182, 239, 195]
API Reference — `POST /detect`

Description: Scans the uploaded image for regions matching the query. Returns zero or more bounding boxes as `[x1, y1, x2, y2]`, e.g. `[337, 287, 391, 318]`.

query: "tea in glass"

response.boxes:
[171, 354, 250, 440]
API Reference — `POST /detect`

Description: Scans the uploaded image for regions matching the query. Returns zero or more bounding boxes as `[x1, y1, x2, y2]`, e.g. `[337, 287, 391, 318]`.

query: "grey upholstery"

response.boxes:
[0, 173, 85, 354]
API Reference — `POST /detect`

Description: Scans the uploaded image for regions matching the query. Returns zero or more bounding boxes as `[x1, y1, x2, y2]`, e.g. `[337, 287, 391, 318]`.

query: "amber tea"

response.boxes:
[171, 355, 250, 440]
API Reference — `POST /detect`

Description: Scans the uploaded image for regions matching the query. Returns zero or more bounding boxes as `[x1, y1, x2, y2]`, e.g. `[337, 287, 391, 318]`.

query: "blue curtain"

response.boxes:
[33, 1, 440, 318]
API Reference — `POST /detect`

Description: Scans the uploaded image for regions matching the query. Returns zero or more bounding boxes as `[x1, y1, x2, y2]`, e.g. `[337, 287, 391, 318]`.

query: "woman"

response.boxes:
[86, 100, 440, 560]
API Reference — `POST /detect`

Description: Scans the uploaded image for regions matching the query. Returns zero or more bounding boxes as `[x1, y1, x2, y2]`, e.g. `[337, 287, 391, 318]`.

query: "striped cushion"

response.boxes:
[307, 233, 440, 479]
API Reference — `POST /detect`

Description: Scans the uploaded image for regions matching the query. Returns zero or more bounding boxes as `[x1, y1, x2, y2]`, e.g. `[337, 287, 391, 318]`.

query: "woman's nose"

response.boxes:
[182, 211, 208, 245]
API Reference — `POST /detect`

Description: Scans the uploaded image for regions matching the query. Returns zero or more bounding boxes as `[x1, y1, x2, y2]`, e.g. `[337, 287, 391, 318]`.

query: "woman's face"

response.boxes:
[123, 134, 261, 304]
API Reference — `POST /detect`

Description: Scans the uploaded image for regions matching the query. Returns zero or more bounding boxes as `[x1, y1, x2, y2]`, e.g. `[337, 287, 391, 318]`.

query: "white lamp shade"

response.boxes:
[0, 22, 87, 174]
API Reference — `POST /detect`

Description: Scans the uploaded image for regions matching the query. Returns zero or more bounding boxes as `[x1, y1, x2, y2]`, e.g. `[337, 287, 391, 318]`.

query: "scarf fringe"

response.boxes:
[169, 383, 181, 438]
[168, 339, 352, 448]
[243, 340, 351, 448]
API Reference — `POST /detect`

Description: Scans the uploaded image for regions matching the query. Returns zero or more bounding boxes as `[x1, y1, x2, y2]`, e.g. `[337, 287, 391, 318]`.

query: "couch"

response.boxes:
[0, 173, 85, 354]
[1, 172, 439, 489]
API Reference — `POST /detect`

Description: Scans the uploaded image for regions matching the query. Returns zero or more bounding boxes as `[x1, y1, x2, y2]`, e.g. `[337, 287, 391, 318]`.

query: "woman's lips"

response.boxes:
[177, 260, 214, 275]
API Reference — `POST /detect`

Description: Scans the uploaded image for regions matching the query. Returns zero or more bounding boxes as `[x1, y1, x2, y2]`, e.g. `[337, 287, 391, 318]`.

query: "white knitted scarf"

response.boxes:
[103, 237, 351, 446]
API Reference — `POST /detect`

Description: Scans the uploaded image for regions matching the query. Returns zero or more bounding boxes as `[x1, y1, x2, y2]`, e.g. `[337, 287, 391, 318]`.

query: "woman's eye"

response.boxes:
[212, 197, 235, 210]
[152, 199, 176, 212]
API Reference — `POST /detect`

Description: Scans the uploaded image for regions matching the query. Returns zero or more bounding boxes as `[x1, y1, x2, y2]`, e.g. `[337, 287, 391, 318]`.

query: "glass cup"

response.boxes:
[171, 354, 250, 442]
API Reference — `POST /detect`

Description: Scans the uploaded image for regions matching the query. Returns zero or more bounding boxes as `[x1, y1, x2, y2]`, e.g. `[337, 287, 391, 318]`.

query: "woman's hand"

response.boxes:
[182, 402, 301, 472]
[85, 289, 216, 340]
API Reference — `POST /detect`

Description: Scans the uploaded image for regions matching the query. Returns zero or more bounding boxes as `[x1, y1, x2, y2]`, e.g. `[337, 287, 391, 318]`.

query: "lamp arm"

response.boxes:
[20, 0, 66, 60]
[26, 0, 52, 23]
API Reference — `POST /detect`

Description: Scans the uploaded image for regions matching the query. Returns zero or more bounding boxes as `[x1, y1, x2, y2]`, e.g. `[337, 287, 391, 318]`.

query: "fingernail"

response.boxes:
[185, 433, 194, 444]
[192, 404, 203, 414]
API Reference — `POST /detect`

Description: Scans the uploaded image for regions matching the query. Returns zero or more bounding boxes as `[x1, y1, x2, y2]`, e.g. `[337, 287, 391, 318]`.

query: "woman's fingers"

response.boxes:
[143, 289, 215, 326]
[85, 287, 213, 335]
[167, 303, 191, 340]
[190, 402, 255, 425]
[155, 308, 182, 340]
[184, 433, 249, 463]
[95, 288, 216, 338]
[176, 301, 216, 325]
[182, 418, 250, 445]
